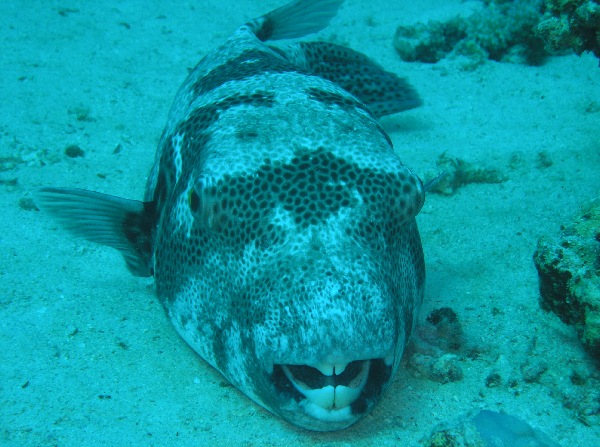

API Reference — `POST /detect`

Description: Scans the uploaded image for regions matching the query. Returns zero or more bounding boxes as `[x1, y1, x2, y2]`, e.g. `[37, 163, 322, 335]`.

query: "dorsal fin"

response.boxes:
[37, 188, 156, 277]
[248, 0, 344, 41]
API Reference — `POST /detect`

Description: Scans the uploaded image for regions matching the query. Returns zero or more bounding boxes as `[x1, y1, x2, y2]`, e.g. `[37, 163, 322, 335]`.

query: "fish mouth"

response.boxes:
[271, 355, 393, 425]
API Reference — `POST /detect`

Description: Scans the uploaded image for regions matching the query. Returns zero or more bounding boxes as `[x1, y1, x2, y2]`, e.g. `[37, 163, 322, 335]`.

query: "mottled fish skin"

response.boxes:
[38, 0, 425, 431]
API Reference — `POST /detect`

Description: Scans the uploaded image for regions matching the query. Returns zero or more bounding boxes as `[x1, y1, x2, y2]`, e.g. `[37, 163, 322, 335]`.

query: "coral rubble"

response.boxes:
[534, 0, 600, 60]
[394, 0, 547, 68]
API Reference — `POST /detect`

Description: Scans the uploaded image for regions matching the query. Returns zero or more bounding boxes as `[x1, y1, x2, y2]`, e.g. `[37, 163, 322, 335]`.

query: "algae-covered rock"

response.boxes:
[394, 17, 468, 64]
[394, 0, 547, 68]
[534, 0, 600, 60]
[533, 197, 600, 361]
[409, 308, 466, 384]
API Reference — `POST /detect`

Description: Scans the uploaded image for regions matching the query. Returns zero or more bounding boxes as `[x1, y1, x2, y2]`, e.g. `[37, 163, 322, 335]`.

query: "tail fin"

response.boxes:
[37, 188, 156, 277]
[275, 41, 422, 117]
[250, 0, 344, 42]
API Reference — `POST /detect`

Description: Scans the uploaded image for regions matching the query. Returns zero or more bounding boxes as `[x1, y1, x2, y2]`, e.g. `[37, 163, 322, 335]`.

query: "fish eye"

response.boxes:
[189, 189, 200, 213]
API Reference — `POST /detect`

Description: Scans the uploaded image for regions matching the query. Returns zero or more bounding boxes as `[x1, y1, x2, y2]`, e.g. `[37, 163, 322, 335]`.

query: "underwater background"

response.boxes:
[1, 0, 599, 445]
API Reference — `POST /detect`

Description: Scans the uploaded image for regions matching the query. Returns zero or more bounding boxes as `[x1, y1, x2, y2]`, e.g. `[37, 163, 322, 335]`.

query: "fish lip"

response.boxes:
[270, 357, 392, 424]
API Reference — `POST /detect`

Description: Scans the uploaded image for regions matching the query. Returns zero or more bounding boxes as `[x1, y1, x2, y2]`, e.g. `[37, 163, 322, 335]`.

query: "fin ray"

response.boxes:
[37, 188, 155, 277]
[251, 0, 344, 41]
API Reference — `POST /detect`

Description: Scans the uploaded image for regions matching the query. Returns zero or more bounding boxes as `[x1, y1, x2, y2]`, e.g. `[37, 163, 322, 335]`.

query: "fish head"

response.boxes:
[155, 149, 425, 431]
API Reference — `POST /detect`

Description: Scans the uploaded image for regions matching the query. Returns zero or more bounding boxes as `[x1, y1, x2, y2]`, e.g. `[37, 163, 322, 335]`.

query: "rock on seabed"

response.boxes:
[534, 197, 600, 361]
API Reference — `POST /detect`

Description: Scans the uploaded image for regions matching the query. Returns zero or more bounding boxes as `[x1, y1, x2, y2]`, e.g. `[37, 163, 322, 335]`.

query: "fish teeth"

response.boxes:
[303, 385, 335, 409]
[302, 383, 363, 410]
[281, 361, 371, 410]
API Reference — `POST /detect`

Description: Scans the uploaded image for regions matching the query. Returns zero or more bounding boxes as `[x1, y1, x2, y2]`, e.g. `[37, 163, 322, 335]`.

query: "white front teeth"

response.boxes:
[298, 384, 362, 410]
[302, 385, 335, 409]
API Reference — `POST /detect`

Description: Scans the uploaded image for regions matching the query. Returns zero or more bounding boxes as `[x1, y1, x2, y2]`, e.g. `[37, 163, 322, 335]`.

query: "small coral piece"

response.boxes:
[423, 307, 464, 352]
[409, 352, 464, 383]
[64, 144, 85, 158]
[426, 152, 508, 195]
[534, 0, 600, 60]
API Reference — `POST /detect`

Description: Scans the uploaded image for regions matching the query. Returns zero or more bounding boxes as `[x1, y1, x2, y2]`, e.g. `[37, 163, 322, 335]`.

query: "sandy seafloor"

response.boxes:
[1, 0, 599, 445]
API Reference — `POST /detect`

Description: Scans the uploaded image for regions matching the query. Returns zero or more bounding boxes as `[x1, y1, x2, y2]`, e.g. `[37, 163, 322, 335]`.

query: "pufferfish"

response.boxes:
[38, 0, 426, 431]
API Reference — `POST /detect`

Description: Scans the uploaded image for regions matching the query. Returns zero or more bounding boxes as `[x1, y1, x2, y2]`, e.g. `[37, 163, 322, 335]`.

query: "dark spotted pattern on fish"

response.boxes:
[37, 0, 425, 432]
[276, 41, 422, 117]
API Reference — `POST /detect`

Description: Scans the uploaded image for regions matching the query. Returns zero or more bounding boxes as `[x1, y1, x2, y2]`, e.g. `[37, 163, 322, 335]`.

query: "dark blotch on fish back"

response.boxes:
[193, 49, 301, 96]
[157, 91, 277, 191]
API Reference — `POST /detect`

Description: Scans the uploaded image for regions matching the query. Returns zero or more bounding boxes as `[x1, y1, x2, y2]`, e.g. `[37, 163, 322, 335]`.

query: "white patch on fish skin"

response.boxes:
[172, 133, 184, 183]
[171, 179, 194, 238]
[224, 323, 261, 402]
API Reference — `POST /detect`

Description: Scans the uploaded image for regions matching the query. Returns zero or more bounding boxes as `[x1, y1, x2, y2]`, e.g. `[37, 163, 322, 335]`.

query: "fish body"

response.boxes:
[39, 0, 425, 431]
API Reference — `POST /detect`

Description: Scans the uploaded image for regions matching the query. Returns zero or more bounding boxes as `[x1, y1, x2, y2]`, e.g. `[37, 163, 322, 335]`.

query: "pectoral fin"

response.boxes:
[37, 188, 156, 277]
